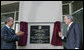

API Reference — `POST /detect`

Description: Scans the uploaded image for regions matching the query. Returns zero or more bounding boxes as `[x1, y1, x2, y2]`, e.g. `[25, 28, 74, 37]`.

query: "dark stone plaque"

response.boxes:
[30, 25, 50, 44]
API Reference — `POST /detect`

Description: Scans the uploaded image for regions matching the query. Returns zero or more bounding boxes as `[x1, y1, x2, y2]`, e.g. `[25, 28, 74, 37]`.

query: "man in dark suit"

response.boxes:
[1, 17, 24, 49]
[58, 15, 83, 49]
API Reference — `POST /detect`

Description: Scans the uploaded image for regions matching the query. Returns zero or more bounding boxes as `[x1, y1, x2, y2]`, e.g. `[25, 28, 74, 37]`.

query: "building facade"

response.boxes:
[1, 1, 83, 49]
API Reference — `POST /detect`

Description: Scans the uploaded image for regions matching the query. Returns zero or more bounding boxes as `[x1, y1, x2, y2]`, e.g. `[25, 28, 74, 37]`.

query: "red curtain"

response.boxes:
[18, 21, 28, 46]
[51, 21, 62, 46]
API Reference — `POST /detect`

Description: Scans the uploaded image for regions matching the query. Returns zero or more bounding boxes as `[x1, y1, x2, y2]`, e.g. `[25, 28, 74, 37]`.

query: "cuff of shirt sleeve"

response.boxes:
[75, 48, 79, 49]
[61, 36, 64, 39]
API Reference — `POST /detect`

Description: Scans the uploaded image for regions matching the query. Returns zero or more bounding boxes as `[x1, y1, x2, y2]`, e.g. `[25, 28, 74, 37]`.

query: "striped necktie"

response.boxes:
[9, 28, 13, 32]
[67, 26, 69, 31]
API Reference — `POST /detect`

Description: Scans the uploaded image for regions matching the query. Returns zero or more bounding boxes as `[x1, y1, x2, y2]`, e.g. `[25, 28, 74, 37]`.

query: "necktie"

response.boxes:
[67, 26, 69, 31]
[9, 28, 13, 32]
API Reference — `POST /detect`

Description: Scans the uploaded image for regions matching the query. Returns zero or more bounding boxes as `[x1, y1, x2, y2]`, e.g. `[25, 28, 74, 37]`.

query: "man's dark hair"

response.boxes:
[5, 17, 11, 24]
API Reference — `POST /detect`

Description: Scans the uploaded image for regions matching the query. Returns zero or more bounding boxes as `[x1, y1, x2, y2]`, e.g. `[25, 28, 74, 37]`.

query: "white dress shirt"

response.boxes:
[67, 22, 73, 31]
[6, 25, 10, 29]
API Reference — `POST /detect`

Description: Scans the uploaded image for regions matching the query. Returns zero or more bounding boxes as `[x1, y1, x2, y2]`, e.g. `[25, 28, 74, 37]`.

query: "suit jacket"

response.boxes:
[1, 26, 19, 49]
[63, 23, 82, 49]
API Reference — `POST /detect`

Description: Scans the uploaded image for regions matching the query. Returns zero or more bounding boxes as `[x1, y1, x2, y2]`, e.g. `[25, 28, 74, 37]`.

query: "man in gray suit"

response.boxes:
[1, 17, 24, 49]
[59, 15, 83, 49]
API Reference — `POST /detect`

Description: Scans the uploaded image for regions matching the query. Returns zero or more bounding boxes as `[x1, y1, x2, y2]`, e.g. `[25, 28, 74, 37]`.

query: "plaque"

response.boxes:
[30, 25, 50, 44]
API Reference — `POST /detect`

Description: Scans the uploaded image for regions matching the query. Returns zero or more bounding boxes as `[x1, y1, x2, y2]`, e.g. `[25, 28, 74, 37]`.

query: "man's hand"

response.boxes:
[58, 32, 62, 38]
[17, 31, 24, 36]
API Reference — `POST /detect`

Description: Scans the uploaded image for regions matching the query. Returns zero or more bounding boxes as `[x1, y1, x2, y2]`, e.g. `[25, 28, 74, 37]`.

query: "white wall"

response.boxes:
[19, 1, 62, 22]
[18, 1, 63, 49]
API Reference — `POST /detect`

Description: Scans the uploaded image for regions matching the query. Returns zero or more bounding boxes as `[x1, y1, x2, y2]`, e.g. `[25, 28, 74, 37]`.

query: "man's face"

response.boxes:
[8, 17, 14, 27]
[64, 16, 69, 25]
